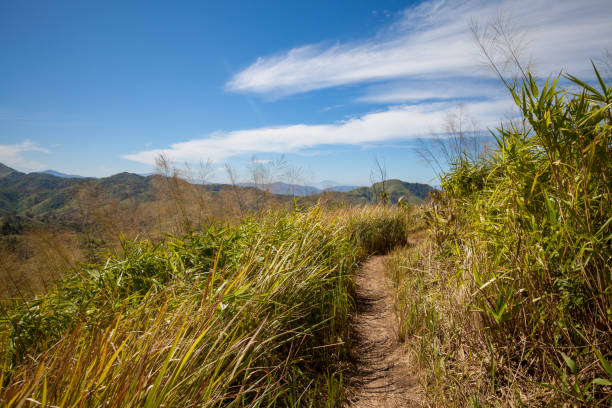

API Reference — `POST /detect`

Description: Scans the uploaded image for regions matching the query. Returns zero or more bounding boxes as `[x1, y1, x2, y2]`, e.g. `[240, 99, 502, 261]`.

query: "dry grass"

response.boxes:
[0, 205, 415, 407]
[386, 235, 553, 406]
[386, 66, 611, 406]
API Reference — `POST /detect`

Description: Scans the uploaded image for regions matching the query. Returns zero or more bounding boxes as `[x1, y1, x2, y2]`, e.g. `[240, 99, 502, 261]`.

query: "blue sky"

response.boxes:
[1, 0, 610, 185]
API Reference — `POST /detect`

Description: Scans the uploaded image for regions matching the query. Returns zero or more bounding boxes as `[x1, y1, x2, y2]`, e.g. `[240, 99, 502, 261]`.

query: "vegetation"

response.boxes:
[0, 165, 432, 299]
[0, 205, 413, 407]
[342, 179, 434, 205]
[0, 168, 432, 223]
[0, 168, 292, 298]
[1, 38, 609, 408]
[387, 66, 611, 405]
[0, 163, 18, 178]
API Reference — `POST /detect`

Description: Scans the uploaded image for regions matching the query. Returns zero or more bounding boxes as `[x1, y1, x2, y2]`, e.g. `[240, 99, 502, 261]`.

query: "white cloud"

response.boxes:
[123, 98, 515, 165]
[126, 0, 608, 167]
[0, 141, 49, 170]
[357, 78, 507, 103]
[227, 0, 612, 97]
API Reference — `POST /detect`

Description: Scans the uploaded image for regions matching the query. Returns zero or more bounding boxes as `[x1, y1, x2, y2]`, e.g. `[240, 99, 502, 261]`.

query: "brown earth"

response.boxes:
[344, 256, 423, 407]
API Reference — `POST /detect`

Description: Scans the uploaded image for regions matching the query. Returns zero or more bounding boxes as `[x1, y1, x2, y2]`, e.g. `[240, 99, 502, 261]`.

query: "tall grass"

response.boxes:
[0, 205, 412, 407]
[389, 66, 611, 405]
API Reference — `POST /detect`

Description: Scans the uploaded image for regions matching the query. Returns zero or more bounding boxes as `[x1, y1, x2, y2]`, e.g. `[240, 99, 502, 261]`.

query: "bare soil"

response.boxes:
[344, 256, 422, 407]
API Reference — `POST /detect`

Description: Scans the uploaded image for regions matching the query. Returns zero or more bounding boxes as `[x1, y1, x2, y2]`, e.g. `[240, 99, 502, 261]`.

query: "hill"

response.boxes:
[239, 181, 322, 196]
[314, 180, 361, 192]
[305, 179, 435, 206]
[0, 167, 290, 232]
[0, 163, 22, 178]
[325, 184, 360, 192]
[38, 169, 86, 178]
[0, 163, 435, 233]
[0, 172, 92, 217]
[239, 180, 433, 202]
[345, 179, 435, 204]
[239, 181, 362, 196]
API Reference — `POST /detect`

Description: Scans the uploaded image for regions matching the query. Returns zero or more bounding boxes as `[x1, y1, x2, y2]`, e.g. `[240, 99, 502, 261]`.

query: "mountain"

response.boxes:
[38, 170, 86, 179]
[95, 172, 155, 201]
[314, 180, 362, 192]
[0, 162, 436, 235]
[323, 185, 360, 192]
[0, 163, 22, 178]
[0, 164, 289, 230]
[343, 179, 435, 204]
[313, 180, 341, 189]
[0, 171, 93, 217]
[239, 181, 363, 196]
[239, 182, 322, 196]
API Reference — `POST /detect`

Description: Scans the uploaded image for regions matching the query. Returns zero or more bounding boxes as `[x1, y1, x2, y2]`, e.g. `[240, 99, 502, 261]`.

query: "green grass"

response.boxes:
[341, 179, 435, 205]
[0, 205, 413, 407]
[388, 65, 611, 406]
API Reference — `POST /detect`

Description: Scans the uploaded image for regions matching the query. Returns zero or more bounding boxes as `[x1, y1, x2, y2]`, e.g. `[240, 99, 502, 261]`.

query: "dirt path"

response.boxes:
[344, 256, 421, 407]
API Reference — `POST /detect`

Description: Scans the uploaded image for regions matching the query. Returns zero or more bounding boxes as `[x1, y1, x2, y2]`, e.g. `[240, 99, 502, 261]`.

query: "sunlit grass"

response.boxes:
[0, 205, 413, 407]
[388, 66, 611, 405]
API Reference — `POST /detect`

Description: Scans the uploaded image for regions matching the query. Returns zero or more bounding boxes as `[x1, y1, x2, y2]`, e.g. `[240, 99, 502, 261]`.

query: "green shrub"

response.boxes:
[0, 205, 412, 407]
[426, 65, 611, 405]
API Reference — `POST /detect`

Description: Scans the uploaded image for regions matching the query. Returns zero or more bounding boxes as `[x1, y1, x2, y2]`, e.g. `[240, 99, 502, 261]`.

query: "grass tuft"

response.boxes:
[0, 205, 413, 407]
[389, 66, 611, 406]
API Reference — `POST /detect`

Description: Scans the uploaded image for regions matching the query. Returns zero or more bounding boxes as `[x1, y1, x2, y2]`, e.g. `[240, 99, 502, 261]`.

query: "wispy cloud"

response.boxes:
[123, 98, 515, 165]
[0, 141, 49, 170]
[126, 0, 608, 167]
[357, 78, 507, 104]
[227, 0, 612, 98]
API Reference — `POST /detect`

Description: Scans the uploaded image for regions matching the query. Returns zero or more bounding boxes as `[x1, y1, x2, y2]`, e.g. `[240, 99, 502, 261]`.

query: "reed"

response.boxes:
[389, 65, 611, 405]
[0, 205, 413, 407]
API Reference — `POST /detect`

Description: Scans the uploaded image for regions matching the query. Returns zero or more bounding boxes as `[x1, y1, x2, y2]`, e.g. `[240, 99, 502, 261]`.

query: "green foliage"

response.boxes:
[0, 171, 146, 220]
[441, 159, 492, 198]
[0, 205, 411, 407]
[426, 65, 611, 404]
[0, 163, 20, 178]
[344, 179, 435, 205]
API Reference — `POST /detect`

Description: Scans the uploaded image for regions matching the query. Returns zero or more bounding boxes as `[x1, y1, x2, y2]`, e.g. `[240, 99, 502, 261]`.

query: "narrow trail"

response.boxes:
[344, 256, 422, 408]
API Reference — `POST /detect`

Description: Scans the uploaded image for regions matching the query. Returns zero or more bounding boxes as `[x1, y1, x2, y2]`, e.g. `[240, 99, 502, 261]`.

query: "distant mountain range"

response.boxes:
[25, 169, 361, 197]
[3, 164, 361, 197]
[0, 162, 435, 233]
[341, 179, 435, 204]
[38, 170, 87, 179]
[313, 180, 361, 191]
[238, 181, 361, 196]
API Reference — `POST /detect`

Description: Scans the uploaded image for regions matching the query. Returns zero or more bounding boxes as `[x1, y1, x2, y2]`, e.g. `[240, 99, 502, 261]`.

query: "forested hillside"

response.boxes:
[0, 164, 433, 231]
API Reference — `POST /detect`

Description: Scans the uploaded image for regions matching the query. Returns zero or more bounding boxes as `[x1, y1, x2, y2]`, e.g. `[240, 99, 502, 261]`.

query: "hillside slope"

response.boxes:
[0, 163, 22, 178]
[0, 206, 414, 407]
[0, 163, 435, 231]
[308, 179, 435, 206]
[345, 179, 435, 204]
